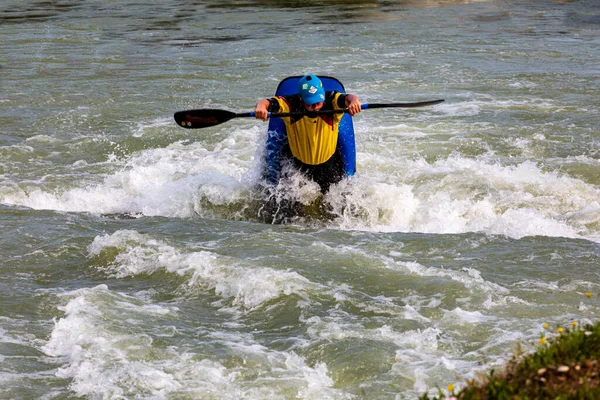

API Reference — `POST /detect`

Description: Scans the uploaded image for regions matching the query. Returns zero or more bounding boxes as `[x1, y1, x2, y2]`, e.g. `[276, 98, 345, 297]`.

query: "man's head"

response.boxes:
[298, 74, 325, 105]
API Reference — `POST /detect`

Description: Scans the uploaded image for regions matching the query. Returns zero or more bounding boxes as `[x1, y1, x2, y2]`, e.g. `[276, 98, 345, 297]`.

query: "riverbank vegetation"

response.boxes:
[421, 319, 600, 399]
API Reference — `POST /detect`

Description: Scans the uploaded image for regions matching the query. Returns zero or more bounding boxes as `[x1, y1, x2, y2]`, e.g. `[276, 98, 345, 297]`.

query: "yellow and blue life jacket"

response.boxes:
[270, 92, 346, 165]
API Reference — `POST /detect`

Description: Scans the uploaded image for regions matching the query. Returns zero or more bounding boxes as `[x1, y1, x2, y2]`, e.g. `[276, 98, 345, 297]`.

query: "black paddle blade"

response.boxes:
[174, 109, 238, 129]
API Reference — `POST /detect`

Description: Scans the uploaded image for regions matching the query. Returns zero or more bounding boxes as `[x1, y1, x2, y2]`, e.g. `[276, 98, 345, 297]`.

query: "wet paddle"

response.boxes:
[174, 99, 444, 129]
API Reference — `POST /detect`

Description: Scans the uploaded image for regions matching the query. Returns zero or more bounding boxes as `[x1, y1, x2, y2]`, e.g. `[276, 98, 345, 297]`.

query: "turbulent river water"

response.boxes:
[1, 0, 600, 398]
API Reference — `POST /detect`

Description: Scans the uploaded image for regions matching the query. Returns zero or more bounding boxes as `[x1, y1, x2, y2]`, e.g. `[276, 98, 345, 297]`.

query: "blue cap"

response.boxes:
[298, 74, 325, 104]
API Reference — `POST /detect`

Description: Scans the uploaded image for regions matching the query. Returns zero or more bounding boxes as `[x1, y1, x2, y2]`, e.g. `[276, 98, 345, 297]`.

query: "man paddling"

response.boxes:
[254, 74, 362, 193]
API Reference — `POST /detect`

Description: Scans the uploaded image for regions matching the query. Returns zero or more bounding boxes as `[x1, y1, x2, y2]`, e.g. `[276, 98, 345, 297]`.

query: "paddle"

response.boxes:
[174, 99, 444, 129]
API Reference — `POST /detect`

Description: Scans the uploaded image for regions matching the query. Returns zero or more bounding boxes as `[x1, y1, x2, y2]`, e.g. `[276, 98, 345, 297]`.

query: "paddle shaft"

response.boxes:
[246, 100, 445, 118]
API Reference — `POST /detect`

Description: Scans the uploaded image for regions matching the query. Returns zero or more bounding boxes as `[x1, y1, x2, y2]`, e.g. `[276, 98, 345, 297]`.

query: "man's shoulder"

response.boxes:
[277, 94, 301, 100]
[326, 91, 346, 109]
[277, 94, 303, 109]
[326, 91, 346, 101]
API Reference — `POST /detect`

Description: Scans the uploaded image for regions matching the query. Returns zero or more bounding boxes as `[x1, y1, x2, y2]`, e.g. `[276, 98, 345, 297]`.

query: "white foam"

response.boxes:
[131, 116, 172, 138]
[436, 100, 481, 117]
[41, 285, 180, 397]
[3, 118, 600, 242]
[1, 130, 260, 218]
[383, 259, 516, 310]
[88, 230, 315, 310]
[0, 324, 30, 347]
[41, 285, 351, 399]
[328, 155, 600, 241]
[443, 307, 494, 324]
[307, 317, 441, 353]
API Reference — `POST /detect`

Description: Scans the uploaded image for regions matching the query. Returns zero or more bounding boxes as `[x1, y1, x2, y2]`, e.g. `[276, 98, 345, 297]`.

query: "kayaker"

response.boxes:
[254, 74, 362, 193]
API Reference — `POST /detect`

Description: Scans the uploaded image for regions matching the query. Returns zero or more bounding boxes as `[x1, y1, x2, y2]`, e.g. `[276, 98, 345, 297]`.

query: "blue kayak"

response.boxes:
[263, 76, 356, 186]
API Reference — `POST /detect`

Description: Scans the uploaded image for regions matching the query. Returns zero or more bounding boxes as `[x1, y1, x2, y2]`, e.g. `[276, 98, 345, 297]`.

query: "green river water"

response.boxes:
[1, 0, 600, 398]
